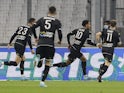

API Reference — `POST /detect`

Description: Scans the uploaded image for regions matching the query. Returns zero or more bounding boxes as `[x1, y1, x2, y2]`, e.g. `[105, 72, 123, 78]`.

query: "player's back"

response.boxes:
[102, 29, 119, 47]
[15, 26, 31, 46]
[72, 28, 89, 49]
[37, 16, 61, 47]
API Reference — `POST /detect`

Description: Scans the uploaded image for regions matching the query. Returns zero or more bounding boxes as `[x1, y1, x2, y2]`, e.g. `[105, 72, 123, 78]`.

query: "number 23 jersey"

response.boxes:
[9, 26, 32, 47]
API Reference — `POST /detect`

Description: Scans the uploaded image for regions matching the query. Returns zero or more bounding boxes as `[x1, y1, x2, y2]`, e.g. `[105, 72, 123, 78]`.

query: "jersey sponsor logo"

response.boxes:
[17, 35, 26, 40]
[40, 31, 53, 38]
[74, 40, 81, 45]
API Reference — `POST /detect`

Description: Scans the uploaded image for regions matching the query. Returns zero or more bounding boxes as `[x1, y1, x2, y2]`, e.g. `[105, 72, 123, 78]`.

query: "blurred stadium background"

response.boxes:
[0, 0, 124, 46]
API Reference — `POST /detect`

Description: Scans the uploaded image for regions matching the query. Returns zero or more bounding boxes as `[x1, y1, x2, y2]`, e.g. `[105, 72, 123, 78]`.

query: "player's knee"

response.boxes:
[105, 61, 111, 66]
[45, 59, 52, 66]
[66, 61, 72, 66]
[81, 57, 86, 62]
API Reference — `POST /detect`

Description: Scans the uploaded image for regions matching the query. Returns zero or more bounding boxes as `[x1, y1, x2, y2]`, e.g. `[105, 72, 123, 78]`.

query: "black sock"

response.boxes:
[42, 65, 50, 81]
[37, 60, 43, 68]
[4, 61, 18, 66]
[20, 61, 24, 75]
[53, 62, 67, 67]
[99, 63, 108, 76]
[81, 62, 86, 75]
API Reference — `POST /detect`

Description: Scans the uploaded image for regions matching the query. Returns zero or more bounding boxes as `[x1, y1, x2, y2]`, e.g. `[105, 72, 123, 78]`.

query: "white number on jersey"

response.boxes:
[107, 32, 113, 42]
[75, 30, 83, 39]
[18, 27, 28, 35]
[45, 20, 52, 30]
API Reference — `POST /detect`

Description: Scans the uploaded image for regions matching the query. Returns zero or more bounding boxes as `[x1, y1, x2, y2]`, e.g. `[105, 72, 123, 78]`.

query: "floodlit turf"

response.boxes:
[0, 80, 124, 93]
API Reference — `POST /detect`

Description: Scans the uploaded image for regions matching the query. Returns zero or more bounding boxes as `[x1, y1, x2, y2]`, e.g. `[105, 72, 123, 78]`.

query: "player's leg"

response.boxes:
[40, 59, 51, 87]
[80, 54, 87, 76]
[40, 47, 54, 87]
[2, 54, 22, 66]
[52, 59, 72, 67]
[20, 56, 25, 76]
[37, 58, 44, 68]
[97, 47, 114, 82]
[97, 60, 110, 82]
[34, 46, 44, 68]
[20, 56, 28, 80]
[53, 48, 75, 67]
[1, 44, 24, 67]
[79, 53, 89, 80]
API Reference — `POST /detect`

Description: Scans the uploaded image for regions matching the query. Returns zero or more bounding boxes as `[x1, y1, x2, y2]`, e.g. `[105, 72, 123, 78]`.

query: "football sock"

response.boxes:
[20, 61, 24, 75]
[81, 61, 86, 75]
[99, 63, 108, 76]
[42, 65, 50, 81]
[4, 61, 17, 66]
[53, 62, 67, 67]
[37, 60, 43, 68]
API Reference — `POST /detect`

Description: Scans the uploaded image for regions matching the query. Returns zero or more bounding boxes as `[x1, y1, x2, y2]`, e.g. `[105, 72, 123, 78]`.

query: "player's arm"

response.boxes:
[56, 20, 62, 44]
[86, 31, 96, 46]
[117, 32, 122, 46]
[31, 18, 42, 40]
[8, 28, 19, 45]
[57, 29, 62, 44]
[96, 31, 102, 48]
[87, 39, 96, 46]
[27, 34, 35, 54]
[96, 32, 102, 41]
[8, 30, 18, 48]
[9, 33, 17, 44]
[67, 29, 77, 47]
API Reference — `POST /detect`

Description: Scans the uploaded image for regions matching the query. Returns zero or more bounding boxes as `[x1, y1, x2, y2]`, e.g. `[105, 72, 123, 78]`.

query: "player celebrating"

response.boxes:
[0, 18, 36, 80]
[32, 6, 62, 87]
[96, 20, 120, 82]
[53, 20, 91, 80]
[103, 20, 110, 30]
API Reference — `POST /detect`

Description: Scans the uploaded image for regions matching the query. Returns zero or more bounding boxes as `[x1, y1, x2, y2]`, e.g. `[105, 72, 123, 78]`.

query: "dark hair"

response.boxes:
[28, 18, 35, 23]
[104, 20, 110, 25]
[49, 6, 56, 14]
[110, 20, 116, 27]
[82, 20, 89, 26]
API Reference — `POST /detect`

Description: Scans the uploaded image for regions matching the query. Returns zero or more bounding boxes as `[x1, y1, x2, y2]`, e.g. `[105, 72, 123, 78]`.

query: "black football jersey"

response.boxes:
[67, 28, 89, 50]
[9, 26, 32, 49]
[32, 16, 62, 47]
[101, 29, 120, 47]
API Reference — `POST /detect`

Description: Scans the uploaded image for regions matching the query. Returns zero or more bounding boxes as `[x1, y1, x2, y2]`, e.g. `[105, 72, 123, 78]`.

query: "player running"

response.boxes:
[96, 20, 121, 82]
[0, 18, 36, 80]
[32, 6, 62, 87]
[53, 20, 92, 80]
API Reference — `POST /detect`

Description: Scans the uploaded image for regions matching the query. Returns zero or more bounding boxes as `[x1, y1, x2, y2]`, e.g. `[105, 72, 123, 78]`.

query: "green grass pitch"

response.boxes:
[0, 81, 124, 93]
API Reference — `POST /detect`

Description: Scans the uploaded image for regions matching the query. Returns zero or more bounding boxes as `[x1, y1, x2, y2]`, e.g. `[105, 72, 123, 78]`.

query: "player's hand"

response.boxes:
[97, 43, 102, 48]
[31, 49, 35, 54]
[35, 38, 38, 45]
[57, 41, 61, 45]
[7, 43, 12, 49]
[68, 44, 72, 49]
[118, 42, 122, 46]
